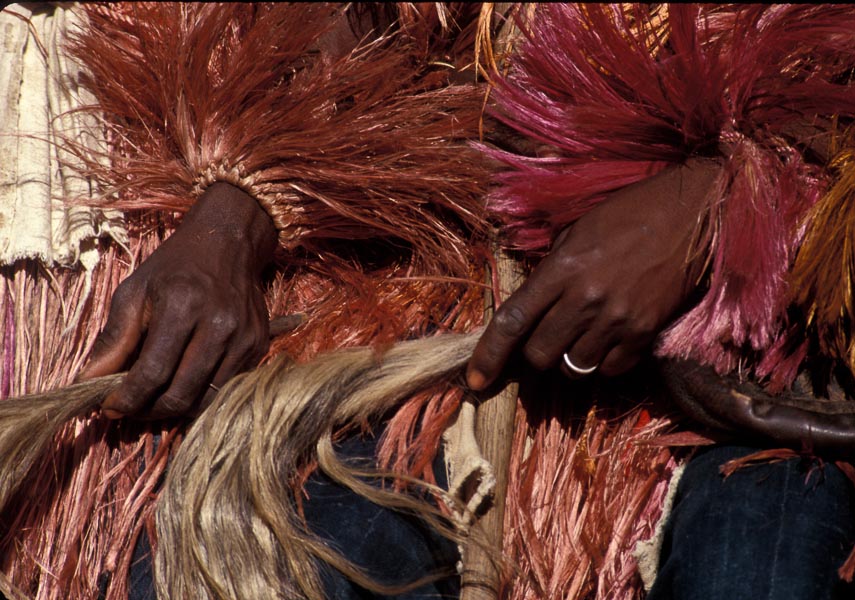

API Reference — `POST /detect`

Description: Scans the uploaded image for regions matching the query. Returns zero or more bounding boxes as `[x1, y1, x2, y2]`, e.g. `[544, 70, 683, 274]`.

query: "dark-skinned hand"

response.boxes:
[78, 182, 278, 419]
[467, 158, 721, 390]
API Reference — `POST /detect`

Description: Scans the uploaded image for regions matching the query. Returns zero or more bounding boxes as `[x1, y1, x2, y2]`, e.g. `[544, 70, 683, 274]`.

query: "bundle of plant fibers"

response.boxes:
[0, 216, 181, 600]
[791, 133, 855, 383]
[155, 331, 482, 600]
[66, 2, 488, 271]
[0, 375, 122, 516]
[486, 3, 855, 387]
[66, 0, 493, 489]
[0, 332, 482, 600]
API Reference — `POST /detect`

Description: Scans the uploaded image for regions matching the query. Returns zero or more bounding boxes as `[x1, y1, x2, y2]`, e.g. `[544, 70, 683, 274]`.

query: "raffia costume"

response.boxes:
[6, 3, 855, 600]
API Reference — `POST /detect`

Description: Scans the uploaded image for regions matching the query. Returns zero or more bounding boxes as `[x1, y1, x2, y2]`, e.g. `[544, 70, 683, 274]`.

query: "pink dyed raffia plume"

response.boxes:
[484, 4, 855, 386]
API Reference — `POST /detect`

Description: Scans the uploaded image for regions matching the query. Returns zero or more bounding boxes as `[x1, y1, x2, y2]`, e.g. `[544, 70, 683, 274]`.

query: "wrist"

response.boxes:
[183, 182, 278, 268]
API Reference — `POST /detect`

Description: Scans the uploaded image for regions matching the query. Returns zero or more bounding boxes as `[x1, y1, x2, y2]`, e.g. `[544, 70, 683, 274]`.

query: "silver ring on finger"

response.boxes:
[563, 352, 598, 376]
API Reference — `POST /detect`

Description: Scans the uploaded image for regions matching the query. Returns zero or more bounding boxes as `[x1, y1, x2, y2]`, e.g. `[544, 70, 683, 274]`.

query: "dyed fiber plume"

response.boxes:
[4, 4, 492, 597]
[484, 3, 855, 385]
[65, 2, 488, 275]
[64, 4, 493, 478]
[791, 135, 855, 378]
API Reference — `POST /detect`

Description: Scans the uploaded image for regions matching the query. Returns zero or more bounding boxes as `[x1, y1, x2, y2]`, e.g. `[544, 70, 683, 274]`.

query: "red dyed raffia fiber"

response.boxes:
[16, 4, 855, 600]
[504, 389, 680, 600]
[0, 214, 180, 600]
[486, 4, 855, 388]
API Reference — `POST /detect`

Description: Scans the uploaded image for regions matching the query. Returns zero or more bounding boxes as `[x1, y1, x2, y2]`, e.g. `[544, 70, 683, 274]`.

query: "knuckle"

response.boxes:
[208, 310, 239, 337]
[102, 283, 141, 329]
[581, 285, 605, 307]
[94, 324, 121, 349]
[156, 392, 193, 417]
[229, 339, 256, 365]
[130, 358, 171, 391]
[554, 251, 581, 273]
[604, 303, 630, 326]
[523, 344, 552, 371]
[110, 280, 138, 306]
[470, 341, 500, 373]
[493, 304, 529, 337]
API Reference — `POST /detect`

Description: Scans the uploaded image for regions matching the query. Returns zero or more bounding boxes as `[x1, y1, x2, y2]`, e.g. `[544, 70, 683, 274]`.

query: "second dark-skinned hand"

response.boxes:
[78, 182, 278, 419]
[466, 158, 721, 391]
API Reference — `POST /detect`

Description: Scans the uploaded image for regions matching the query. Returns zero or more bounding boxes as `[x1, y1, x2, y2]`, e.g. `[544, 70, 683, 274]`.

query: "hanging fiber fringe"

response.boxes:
[64, 3, 489, 271]
[2, 3, 492, 598]
[21, 4, 855, 600]
[0, 327, 715, 599]
[477, 5, 855, 598]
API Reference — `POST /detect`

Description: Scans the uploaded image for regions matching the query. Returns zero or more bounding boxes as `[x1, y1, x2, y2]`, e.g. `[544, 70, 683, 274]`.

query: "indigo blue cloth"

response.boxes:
[119, 433, 458, 600]
[648, 445, 855, 600]
[304, 434, 460, 599]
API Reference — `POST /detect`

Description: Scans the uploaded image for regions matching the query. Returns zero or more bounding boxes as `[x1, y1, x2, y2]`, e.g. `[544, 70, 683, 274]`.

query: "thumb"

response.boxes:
[77, 285, 147, 381]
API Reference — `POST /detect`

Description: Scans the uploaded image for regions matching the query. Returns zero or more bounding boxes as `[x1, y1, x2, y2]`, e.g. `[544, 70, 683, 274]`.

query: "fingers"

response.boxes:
[101, 300, 196, 418]
[77, 282, 146, 381]
[95, 278, 272, 420]
[145, 330, 227, 419]
[558, 329, 613, 379]
[523, 293, 602, 373]
[468, 286, 655, 389]
[198, 339, 268, 415]
[466, 274, 562, 390]
[149, 317, 268, 419]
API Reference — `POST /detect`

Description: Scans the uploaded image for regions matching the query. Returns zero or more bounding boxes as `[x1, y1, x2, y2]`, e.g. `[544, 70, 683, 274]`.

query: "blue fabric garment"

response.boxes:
[118, 432, 458, 600]
[304, 434, 460, 599]
[648, 445, 855, 600]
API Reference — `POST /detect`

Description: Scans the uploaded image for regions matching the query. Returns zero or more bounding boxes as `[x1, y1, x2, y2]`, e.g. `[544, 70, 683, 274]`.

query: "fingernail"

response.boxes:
[101, 393, 123, 419]
[102, 408, 123, 420]
[467, 368, 486, 391]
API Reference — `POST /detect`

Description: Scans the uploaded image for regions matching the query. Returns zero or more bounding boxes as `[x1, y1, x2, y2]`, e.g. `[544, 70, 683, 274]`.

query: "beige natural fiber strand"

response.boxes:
[0, 315, 681, 600]
[0, 372, 121, 514]
[155, 330, 482, 599]
[0, 331, 488, 600]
